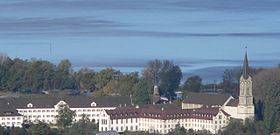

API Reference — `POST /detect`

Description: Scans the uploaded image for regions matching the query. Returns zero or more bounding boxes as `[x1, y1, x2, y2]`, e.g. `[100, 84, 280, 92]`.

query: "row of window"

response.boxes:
[1, 122, 21, 126]
[140, 118, 212, 124]
[101, 125, 139, 132]
[19, 109, 56, 113]
[111, 118, 138, 124]
[25, 115, 57, 118]
[1, 117, 21, 120]
[19, 108, 105, 114]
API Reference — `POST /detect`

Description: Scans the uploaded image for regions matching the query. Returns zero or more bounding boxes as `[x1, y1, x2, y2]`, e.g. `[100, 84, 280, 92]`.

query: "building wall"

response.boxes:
[0, 116, 23, 127]
[237, 105, 255, 120]
[14, 100, 117, 127]
[223, 106, 238, 119]
[98, 110, 140, 133]
[99, 109, 230, 134]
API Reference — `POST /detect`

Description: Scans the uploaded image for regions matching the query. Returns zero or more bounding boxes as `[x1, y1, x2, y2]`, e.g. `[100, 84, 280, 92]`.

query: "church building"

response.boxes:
[182, 49, 255, 120]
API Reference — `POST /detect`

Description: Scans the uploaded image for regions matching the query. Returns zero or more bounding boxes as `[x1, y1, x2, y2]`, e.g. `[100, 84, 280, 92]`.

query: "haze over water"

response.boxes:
[0, 0, 280, 82]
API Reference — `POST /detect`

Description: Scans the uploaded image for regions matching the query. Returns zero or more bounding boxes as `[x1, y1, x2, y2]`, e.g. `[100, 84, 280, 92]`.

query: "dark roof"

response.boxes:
[106, 105, 228, 120]
[0, 99, 22, 117]
[242, 48, 250, 79]
[226, 99, 239, 107]
[0, 96, 131, 109]
[183, 92, 231, 106]
[93, 96, 131, 107]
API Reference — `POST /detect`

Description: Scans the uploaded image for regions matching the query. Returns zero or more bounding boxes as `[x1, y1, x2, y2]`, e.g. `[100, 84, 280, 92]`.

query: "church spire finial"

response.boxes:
[242, 46, 250, 79]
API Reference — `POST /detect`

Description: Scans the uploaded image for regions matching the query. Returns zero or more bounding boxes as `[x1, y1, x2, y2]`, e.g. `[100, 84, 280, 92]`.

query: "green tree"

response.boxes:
[55, 59, 76, 90]
[56, 104, 76, 130]
[253, 68, 280, 134]
[221, 69, 241, 96]
[75, 68, 96, 91]
[0, 126, 5, 135]
[6, 58, 27, 91]
[142, 60, 182, 99]
[166, 124, 187, 135]
[102, 72, 138, 96]
[159, 60, 182, 98]
[63, 114, 98, 135]
[219, 119, 264, 135]
[94, 68, 121, 91]
[0, 54, 12, 91]
[132, 79, 150, 105]
[183, 75, 202, 93]
[117, 72, 139, 96]
[29, 121, 51, 135]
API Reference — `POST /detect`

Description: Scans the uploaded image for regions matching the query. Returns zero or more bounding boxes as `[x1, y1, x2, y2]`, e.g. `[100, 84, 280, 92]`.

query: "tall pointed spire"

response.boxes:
[242, 46, 250, 79]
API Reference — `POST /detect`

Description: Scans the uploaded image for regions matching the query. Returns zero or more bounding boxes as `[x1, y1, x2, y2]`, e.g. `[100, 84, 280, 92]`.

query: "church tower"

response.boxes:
[152, 85, 160, 104]
[237, 48, 255, 120]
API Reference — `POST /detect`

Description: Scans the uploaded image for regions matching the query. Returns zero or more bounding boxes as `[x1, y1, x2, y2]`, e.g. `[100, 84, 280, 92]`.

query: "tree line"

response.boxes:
[2, 54, 280, 134]
[0, 55, 183, 105]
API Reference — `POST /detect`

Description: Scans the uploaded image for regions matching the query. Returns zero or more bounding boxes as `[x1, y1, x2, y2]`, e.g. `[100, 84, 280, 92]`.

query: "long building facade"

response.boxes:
[0, 96, 131, 127]
[99, 105, 230, 134]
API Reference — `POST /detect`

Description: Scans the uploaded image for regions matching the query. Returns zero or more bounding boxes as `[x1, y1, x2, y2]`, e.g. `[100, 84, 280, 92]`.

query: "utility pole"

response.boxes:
[49, 43, 53, 57]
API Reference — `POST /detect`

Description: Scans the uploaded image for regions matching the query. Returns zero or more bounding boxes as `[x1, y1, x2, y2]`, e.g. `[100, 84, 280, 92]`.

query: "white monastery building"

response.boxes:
[99, 50, 255, 134]
[0, 50, 255, 134]
[0, 96, 131, 127]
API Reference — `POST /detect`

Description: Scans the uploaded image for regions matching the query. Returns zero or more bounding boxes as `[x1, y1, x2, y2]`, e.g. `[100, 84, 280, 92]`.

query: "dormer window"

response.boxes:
[27, 103, 33, 108]
[91, 102, 97, 107]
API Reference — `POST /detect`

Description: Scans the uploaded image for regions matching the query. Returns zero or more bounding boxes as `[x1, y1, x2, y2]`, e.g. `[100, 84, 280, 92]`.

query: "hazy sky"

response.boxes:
[0, 0, 280, 67]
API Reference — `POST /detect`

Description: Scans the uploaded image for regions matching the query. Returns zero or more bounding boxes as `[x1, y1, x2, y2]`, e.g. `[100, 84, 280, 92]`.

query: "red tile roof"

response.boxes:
[106, 105, 228, 120]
